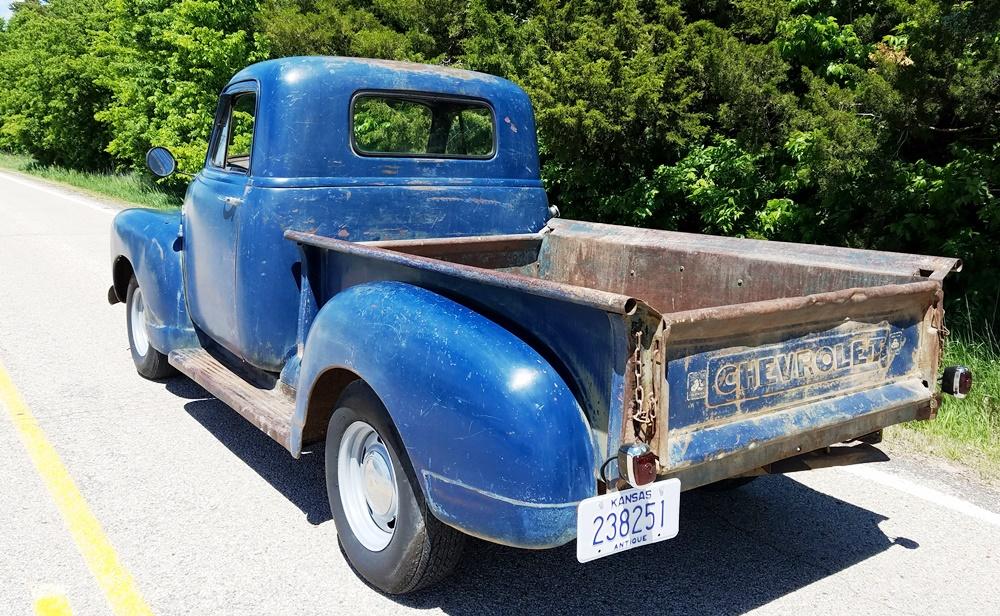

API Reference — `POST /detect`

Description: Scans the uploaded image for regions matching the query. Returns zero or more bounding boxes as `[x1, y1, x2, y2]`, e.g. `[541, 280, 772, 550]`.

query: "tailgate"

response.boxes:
[652, 280, 944, 488]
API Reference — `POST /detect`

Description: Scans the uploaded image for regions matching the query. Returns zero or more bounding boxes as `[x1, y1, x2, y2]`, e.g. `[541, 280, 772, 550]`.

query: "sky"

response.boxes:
[0, 3, 13, 21]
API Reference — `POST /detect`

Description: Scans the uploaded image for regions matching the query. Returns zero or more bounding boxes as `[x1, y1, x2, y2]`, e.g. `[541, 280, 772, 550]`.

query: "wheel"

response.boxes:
[125, 276, 174, 380]
[325, 381, 465, 594]
[698, 476, 758, 491]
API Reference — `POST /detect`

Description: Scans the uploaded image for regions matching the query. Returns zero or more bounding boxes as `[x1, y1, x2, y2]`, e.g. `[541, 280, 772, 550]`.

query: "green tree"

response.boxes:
[0, 0, 112, 168]
[0, 0, 996, 325]
[93, 0, 266, 179]
[256, 0, 465, 62]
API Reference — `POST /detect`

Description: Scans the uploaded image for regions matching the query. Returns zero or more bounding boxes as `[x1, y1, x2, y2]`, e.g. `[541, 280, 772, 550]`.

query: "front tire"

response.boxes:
[125, 276, 174, 380]
[325, 381, 464, 594]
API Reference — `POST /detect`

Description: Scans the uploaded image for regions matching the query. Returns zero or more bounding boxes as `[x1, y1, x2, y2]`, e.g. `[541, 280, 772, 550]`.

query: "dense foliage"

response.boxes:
[93, 0, 265, 175]
[0, 0, 112, 168]
[1, 0, 997, 325]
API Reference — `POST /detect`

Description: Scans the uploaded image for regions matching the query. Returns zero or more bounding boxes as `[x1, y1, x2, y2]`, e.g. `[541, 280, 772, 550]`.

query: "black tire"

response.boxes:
[125, 277, 175, 380]
[325, 381, 465, 594]
[698, 476, 758, 492]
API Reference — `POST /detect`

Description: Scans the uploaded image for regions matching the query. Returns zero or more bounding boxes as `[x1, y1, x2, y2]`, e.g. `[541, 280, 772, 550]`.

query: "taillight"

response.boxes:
[618, 442, 659, 487]
[941, 365, 973, 398]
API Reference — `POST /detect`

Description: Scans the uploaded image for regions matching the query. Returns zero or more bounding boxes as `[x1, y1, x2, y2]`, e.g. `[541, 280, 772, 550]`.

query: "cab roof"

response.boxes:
[226, 57, 541, 184]
[230, 57, 523, 100]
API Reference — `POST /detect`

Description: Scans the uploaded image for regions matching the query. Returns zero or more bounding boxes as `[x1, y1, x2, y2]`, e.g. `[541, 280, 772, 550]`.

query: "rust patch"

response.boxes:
[357, 58, 490, 82]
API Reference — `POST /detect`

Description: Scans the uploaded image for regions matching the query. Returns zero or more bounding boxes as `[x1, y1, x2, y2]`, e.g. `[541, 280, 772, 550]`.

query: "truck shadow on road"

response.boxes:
[175, 383, 332, 524]
[177, 384, 918, 616]
[411, 481, 918, 616]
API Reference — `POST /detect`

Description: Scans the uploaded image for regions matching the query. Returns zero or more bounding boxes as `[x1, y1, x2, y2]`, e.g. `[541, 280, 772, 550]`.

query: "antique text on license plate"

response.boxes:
[576, 479, 680, 563]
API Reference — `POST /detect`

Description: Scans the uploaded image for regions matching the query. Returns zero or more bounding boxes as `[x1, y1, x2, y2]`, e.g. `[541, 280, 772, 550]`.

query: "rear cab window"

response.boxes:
[351, 93, 495, 159]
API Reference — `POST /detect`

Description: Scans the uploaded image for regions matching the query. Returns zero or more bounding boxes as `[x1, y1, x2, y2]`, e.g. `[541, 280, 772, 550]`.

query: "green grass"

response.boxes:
[0, 151, 181, 209]
[893, 337, 1000, 479]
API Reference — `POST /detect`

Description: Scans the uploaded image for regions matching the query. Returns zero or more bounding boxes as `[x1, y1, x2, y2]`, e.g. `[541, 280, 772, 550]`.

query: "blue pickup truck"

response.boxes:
[108, 57, 971, 593]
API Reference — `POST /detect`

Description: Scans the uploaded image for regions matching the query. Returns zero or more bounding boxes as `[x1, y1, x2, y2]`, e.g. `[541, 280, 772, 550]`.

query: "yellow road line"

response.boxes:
[0, 361, 154, 616]
[34, 593, 73, 616]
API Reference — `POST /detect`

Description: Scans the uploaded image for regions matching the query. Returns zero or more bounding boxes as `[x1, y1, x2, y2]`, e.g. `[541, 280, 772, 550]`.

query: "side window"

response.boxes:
[209, 92, 256, 173]
[352, 93, 495, 158]
[209, 109, 231, 169]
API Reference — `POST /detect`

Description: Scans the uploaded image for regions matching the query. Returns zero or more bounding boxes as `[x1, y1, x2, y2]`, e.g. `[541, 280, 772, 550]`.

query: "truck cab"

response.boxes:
[109, 57, 970, 594]
[124, 58, 549, 373]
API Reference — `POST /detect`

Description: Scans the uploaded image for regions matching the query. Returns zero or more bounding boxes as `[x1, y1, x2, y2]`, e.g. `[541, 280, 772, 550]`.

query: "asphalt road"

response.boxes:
[1, 170, 999, 616]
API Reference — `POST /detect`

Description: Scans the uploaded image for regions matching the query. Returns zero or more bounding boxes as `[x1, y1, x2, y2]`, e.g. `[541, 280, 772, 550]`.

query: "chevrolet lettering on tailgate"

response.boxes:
[687, 325, 907, 406]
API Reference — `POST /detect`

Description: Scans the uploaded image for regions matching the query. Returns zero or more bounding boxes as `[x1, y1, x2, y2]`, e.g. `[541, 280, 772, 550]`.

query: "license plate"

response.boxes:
[576, 478, 680, 563]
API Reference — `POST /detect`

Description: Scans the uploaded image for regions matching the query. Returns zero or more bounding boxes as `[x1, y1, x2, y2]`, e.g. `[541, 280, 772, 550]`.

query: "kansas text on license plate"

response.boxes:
[576, 478, 680, 563]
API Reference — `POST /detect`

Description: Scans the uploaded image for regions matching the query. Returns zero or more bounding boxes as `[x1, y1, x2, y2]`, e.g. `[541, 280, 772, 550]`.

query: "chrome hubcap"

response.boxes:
[130, 287, 149, 357]
[338, 420, 398, 551]
[362, 448, 395, 521]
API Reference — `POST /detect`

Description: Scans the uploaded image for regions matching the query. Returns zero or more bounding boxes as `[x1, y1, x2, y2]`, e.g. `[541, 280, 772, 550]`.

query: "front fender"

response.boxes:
[110, 208, 197, 353]
[295, 281, 597, 548]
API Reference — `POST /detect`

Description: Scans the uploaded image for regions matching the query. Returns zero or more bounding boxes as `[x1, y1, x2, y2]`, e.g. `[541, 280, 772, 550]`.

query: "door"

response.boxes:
[184, 83, 257, 356]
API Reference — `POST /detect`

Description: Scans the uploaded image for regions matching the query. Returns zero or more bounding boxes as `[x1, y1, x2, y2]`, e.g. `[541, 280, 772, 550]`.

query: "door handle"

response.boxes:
[222, 196, 243, 207]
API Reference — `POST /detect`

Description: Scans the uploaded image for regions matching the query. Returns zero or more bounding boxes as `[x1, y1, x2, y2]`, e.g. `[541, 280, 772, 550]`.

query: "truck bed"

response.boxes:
[285, 218, 959, 488]
[366, 218, 959, 307]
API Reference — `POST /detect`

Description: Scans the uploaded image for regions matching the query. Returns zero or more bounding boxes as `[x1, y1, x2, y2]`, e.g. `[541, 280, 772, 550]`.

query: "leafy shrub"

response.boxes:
[92, 0, 266, 185]
[0, 0, 997, 332]
[0, 0, 112, 168]
[776, 13, 868, 80]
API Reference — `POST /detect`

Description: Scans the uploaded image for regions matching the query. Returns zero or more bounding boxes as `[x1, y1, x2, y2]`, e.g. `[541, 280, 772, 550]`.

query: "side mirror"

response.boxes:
[146, 146, 178, 178]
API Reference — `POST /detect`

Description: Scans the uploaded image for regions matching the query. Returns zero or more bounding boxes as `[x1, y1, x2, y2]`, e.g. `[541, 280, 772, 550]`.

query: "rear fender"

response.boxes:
[295, 281, 597, 548]
[110, 208, 197, 353]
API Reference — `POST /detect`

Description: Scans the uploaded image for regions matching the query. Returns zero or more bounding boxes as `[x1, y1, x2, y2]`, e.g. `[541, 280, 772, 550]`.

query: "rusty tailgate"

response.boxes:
[647, 280, 945, 488]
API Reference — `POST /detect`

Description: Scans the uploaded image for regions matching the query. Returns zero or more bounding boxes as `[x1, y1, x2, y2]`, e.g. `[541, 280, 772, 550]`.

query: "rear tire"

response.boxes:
[125, 277, 174, 380]
[325, 381, 464, 594]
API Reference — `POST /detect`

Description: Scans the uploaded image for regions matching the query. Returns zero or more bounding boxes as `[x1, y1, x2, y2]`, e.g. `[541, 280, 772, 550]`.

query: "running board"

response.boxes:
[168, 348, 295, 452]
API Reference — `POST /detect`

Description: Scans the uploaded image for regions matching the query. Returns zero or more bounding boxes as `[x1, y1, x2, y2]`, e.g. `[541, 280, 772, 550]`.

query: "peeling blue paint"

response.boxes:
[668, 317, 922, 430]
[294, 282, 596, 546]
[109, 208, 197, 352]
